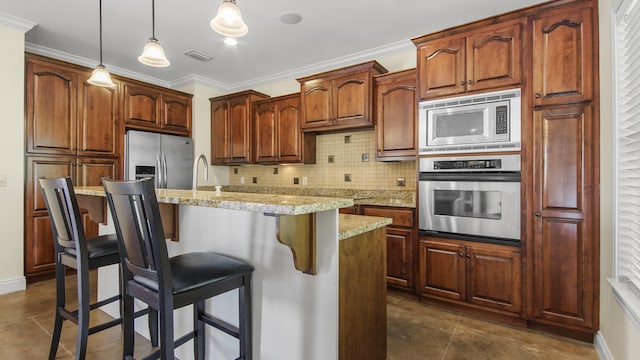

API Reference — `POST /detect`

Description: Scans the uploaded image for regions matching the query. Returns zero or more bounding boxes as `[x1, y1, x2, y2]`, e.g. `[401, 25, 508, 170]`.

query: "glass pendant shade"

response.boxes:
[138, 38, 170, 67]
[211, 0, 248, 37]
[88, 65, 116, 88]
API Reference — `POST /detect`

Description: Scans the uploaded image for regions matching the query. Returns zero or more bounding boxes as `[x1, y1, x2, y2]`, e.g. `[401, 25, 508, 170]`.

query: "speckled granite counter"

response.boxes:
[75, 186, 354, 215]
[338, 214, 392, 240]
[200, 185, 416, 208]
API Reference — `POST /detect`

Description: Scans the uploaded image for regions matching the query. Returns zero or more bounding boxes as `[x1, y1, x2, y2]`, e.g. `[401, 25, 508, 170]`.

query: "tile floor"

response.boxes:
[0, 272, 599, 359]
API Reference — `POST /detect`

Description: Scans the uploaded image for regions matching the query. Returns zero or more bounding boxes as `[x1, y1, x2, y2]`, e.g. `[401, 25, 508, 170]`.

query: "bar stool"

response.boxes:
[39, 177, 158, 360]
[102, 178, 254, 360]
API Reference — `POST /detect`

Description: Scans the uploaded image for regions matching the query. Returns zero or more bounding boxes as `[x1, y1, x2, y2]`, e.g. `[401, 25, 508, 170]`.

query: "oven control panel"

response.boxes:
[420, 154, 521, 172]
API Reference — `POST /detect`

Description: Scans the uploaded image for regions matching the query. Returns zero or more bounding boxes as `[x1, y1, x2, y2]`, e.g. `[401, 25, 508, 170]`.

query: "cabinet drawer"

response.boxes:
[362, 207, 414, 227]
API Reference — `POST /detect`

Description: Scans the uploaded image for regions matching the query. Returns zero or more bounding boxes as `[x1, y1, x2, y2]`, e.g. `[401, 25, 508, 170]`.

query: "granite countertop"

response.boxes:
[200, 185, 416, 208]
[338, 214, 392, 240]
[74, 186, 353, 216]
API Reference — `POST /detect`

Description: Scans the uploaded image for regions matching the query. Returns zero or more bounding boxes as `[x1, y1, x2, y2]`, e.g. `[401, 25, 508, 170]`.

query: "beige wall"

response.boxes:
[0, 24, 26, 294]
[598, 0, 640, 358]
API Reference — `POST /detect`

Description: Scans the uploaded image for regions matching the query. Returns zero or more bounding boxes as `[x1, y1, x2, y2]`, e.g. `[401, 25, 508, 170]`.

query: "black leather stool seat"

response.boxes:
[134, 252, 254, 297]
[64, 234, 120, 260]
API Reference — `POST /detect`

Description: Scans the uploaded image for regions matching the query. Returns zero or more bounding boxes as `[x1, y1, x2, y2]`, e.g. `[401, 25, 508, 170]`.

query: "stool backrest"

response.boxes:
[102, 178, 171, 290]
[39, 177, 88, 259]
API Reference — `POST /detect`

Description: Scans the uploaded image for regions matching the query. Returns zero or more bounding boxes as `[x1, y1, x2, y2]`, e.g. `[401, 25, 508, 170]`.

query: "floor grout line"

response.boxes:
[31, 314, 74, 357]
[440, 313, 462, 360]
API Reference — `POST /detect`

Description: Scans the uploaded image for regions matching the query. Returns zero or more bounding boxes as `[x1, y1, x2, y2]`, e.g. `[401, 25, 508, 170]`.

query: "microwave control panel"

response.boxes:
[433, 159, 502, 170]
[495, 105, 509, 135]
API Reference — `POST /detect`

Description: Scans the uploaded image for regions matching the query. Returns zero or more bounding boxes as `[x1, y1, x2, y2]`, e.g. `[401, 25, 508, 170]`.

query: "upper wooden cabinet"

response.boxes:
[374, 69, 417, 161]
[297, 61, 387, 132]
[253, 94, 316, 164]
[414, 19, 523, 100]
[123, 82, 192, 135]
[25, 59, 118, 157]
[531, 2, 594, 106]
[210, 90, 269, 165]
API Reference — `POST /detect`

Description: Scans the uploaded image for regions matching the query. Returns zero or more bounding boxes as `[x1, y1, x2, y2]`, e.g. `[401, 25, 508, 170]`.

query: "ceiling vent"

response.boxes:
[184, 49, 213, 62]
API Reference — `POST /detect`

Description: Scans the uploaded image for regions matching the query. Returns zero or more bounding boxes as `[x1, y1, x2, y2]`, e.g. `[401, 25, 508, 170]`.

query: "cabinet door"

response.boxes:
[301, 80, 332, 129]
[532, 4, 594, 106]
[25, 61, 77, 155]
[466, 20, 522, 92]
[466, 244, 522, 313]
[24, 156, 74, 277]
[229, 96, 252, 163]
[162, 93, 192, 135]
[419, 240, 465, 300]
[417, 36, 465, 100]
[333, 72, 371, 128]
[123, 83, 161, 128]
[386, 227, 414, 289]
[76, 157, 116, 237]
[532, 105, 595, 328]
[375, 71, 417, 160]
[210, 100, 229, 165]
[254, 101, 277, 163]
[77, 73, 118, 157]
[277, 96, 302, 162]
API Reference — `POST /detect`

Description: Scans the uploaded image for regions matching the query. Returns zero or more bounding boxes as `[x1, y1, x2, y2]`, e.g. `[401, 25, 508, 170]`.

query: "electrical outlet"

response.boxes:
[293, 177, 299, 185]
[396, 177, 406, 186]
[344, 135, 351, 144]
[0, 174, 6, 187]
[302, 176, 308, 185]
[240, 176, 245, 184]
[252, 177, 258, 184]
[273, 167, 279, 175]
[328, 155, 335, 163]
[361, 153, 369, 162]
[344, 174, 352, 182]
[233, 168, 239, 174]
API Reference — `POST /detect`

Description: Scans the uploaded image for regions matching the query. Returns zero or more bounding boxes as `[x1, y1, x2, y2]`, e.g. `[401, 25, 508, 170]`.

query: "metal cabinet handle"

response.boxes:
[467, 80, 473, 84]
[535, 93, 542, 99]
[466, 254, 472, 258]
[535, 212, 542, 217]
[460, 81, 465, 85]
[459, 252, 464, 257]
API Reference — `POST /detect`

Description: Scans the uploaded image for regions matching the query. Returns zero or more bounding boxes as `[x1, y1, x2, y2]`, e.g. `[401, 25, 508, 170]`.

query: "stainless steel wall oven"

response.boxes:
[418, 154, 521, 244]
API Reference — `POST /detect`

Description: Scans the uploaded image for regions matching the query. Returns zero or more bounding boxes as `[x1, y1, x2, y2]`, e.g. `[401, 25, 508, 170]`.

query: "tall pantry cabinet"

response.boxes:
[24, 55, 118, 278]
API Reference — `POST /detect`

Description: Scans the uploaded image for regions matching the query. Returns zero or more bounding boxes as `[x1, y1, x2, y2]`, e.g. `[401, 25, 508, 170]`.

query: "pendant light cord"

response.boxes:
[151, 0, 156, 40]
[98, 0, 104, 65]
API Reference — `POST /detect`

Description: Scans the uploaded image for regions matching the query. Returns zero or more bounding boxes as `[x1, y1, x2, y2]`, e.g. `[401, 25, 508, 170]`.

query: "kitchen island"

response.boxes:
[74, 187, 391, 360]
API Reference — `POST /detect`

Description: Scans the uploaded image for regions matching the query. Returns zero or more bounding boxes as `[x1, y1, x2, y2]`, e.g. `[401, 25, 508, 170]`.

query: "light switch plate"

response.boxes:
[302, 177, 308, 185]
[0, 175, 5, 187]
[240, 176, 245, 184]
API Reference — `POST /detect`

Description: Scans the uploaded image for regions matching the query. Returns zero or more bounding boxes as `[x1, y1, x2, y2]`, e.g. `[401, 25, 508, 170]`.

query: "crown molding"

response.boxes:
[0, 12, 37, 33]
[25, 42, 172, 88]
[25, 39, 414, 92]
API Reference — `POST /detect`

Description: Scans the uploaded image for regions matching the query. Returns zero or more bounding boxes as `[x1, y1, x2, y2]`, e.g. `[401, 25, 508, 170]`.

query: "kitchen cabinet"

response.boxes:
[123, 82, 192, 135]
[419, 237, 522, 315]
[530, 104, 597, 335]
[413, 18, 523, 100]
[24, 155, 115, 278]
[253, 94, 316, 164]
[297, 61, 387, 132]
[531, 2, 594, 106]
[373, 69, 417, 161]
[26, 59, 118, 157]
[361, 206, 416, 292]
[210, 90, 270, 165]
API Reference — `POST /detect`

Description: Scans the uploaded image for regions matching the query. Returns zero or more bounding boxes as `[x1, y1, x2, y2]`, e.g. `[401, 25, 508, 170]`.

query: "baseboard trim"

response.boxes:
[0, 276, 26, 295]
[594, 330, 613, 360]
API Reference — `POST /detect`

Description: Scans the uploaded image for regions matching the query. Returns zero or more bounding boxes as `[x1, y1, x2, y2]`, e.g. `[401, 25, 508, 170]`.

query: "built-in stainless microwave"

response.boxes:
[418, 88, 521, 154]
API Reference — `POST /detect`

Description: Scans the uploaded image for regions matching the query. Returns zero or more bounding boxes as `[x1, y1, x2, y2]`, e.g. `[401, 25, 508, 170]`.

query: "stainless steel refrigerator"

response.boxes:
[125, 130, 194, 189]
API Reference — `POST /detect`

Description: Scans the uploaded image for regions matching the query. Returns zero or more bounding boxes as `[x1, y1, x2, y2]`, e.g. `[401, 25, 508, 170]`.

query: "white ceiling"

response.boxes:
[0, 0, 547, 90]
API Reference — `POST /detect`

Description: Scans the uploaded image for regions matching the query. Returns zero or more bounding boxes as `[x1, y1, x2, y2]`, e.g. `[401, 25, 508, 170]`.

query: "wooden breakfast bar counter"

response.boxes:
[74, 187, 391, 360]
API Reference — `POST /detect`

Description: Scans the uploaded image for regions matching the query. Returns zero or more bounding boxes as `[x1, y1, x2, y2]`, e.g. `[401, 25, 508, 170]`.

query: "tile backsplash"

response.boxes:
[228, 131, 416, 190]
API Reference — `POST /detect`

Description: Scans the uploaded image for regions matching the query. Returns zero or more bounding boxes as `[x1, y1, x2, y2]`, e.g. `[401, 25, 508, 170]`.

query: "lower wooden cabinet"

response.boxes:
[24, 155, 116, 278]
[419, 237, 522, 315]
[361, 206, 416, 292]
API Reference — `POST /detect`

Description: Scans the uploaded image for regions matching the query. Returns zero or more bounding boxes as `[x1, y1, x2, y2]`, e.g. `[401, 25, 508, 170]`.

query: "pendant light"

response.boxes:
[87, 0, 116, 88]
[210, 0, 248, 38]
[138, 0, 170, 67]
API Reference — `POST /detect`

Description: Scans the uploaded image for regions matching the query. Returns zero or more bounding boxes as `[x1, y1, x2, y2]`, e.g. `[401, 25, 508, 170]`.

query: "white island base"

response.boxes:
[93, 199, 388, 360]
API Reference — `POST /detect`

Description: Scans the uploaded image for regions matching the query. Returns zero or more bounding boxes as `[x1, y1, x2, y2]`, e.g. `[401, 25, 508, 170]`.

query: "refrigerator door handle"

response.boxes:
[162, 153, 168, 188]
[156, 154, 162, 188]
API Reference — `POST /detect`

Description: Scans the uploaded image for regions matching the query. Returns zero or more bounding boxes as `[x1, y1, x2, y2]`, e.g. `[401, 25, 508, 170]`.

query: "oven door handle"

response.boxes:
[419, 172, 521, 182]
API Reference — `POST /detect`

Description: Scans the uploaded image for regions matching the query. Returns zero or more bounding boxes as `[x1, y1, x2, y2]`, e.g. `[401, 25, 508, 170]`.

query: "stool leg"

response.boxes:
[159, 299, 175, 360]
[48, 263, 66, 360]
[193, 301, 205, 360]
[149, 308, 159, 347]
[122, 291, 135, 359]
[76, 265, 90, 359]
[239, 275, 252, 360]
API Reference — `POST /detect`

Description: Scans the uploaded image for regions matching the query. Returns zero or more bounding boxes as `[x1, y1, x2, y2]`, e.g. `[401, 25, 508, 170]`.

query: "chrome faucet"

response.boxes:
[192, 154, 208, 190]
